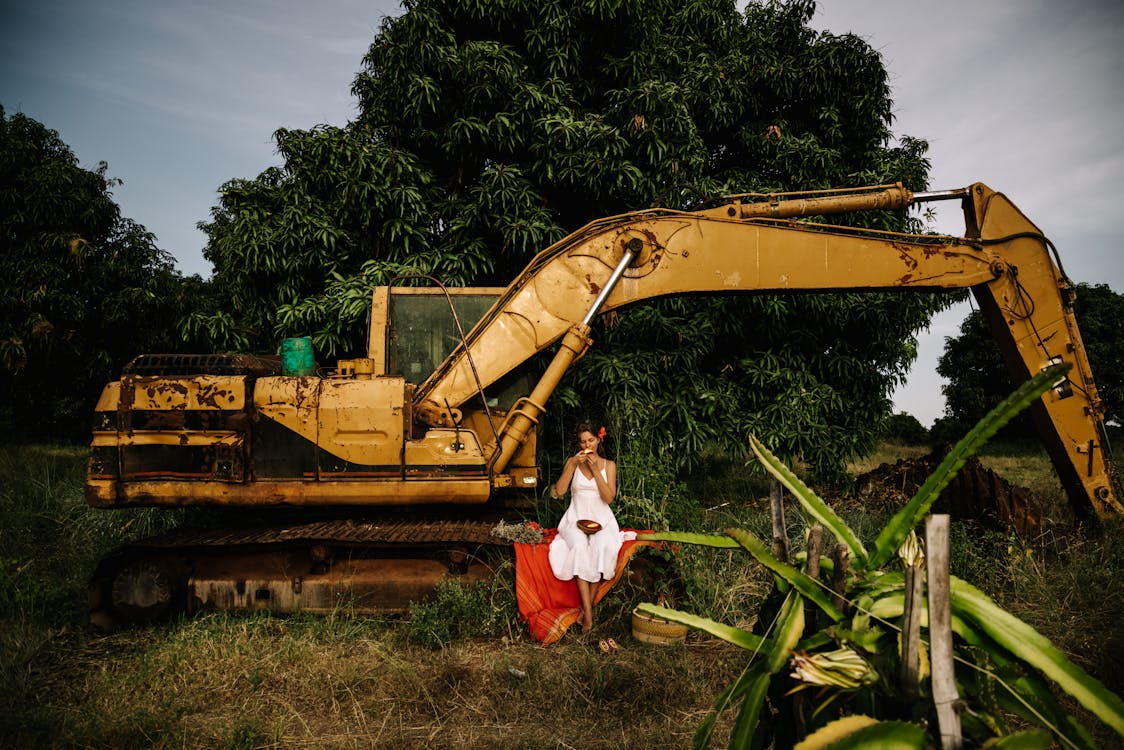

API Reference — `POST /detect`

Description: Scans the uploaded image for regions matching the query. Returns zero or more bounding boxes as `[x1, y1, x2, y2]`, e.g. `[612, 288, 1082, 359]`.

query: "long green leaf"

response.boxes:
[726, 592, 806, 749]
[748, 434, 869, 567]
[694, 662, 761, 750]
[767, 591, 806, 673]
[638, 530, 741, 548]
[868, 363, 1070, 569]
[636, 602, 770, 652]
[864, 592, 983, 646]
[981, 731, 1053, 750]
[950, 575, 1124, 738]
[725, 528, 844, 622]
[993, 672, 1098, 750]
[820, 721, 927, 749]
[727, 672, 771, 750]
[854, 570, 906, 600]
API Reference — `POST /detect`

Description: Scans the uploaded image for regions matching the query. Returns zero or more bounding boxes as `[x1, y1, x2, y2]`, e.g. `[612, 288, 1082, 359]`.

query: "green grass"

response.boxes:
[1, 442, 1121, 748]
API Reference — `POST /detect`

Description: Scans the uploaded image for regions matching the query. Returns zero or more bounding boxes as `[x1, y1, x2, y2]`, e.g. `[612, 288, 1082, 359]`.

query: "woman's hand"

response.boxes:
[575, 449, 595, 467]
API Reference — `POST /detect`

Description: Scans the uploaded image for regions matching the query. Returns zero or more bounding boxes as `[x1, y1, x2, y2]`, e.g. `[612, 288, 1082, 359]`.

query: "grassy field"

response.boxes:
[2, 442, 1121, 748]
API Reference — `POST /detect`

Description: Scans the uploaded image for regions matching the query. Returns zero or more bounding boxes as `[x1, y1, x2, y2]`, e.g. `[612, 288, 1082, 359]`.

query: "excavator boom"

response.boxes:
[415, 183, 1118, 518]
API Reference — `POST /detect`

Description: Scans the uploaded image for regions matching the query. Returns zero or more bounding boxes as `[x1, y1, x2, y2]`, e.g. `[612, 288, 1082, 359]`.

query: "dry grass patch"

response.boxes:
[846, 441, 929, 476]
[5, 611, 748, 749]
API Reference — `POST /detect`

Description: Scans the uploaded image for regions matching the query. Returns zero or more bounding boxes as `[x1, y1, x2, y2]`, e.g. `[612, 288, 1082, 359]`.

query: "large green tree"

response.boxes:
[195, 0, 952, 480]
[935, 284, 1123, 443]
[0, 105, 201, 440]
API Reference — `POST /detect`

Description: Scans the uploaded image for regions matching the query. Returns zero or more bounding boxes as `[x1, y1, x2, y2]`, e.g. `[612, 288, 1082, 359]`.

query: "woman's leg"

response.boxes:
[576, 578, 594, 631]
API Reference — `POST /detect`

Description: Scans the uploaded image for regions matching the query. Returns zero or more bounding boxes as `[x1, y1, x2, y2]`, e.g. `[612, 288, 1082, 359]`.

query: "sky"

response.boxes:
[2, 0, 1121, 426]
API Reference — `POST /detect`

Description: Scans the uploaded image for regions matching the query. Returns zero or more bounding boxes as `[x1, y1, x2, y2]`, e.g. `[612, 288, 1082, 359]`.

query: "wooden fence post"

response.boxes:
[770, 479, 789, 562]
[899, 542, 924, 704]
[831, 544, 849, 613]
[805, 524, 823, 630]
[926, 514, 962, 750]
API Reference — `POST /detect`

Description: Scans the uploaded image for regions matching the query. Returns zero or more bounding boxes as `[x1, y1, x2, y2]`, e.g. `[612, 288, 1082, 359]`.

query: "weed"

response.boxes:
[228, 716, 267, 749]
[405, 571, 517, 649]
[0, 445, 191, 623]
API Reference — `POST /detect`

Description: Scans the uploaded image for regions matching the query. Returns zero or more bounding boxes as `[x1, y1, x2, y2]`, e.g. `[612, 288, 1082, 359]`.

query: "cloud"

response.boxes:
[14, 0, 387, 145]
[814, 0, 1124, 421]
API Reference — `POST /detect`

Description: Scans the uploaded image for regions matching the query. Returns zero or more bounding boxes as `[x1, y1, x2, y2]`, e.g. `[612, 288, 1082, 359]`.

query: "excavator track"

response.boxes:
[89, 516, 511, 629]
[124, 516, 505, 548]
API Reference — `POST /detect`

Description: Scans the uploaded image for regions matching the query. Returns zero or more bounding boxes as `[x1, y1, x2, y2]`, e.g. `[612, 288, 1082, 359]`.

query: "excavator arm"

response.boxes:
[414, 183, 1119, 518]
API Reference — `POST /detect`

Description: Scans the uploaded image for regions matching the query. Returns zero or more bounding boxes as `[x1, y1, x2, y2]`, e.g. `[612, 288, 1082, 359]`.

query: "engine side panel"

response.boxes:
[88, 373, 493, 508]
[118, 375, 248, 483]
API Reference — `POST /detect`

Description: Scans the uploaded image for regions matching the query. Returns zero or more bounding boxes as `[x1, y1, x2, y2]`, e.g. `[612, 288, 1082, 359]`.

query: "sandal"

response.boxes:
[598, 639, 611, 654]
[606, 638, 620, 652]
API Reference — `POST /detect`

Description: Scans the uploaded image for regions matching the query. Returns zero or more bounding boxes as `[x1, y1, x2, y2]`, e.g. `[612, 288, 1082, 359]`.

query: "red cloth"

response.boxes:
[515, 527, 658, 645]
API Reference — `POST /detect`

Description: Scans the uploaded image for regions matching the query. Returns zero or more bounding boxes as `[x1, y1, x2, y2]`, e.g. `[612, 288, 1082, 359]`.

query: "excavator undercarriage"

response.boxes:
[90, 514, 509, 627]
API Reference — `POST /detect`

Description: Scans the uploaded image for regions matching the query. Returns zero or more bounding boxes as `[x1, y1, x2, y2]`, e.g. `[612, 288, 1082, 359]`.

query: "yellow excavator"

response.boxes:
[85, 182, 1120, 626]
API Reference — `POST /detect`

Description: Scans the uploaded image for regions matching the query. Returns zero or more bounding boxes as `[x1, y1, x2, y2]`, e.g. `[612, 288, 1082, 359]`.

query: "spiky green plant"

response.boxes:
[640, 363, 1124, 749]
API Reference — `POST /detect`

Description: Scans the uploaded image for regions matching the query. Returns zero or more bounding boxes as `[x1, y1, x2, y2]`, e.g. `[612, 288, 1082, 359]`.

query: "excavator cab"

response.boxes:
[370, 285, 541, 490]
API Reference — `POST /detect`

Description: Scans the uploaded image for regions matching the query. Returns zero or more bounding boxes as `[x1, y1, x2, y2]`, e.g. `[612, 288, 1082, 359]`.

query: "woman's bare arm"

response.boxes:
[591, 459, 616, 504]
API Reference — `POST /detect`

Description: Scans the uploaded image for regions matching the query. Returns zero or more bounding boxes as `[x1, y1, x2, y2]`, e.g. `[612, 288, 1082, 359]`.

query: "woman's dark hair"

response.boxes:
[575, 422, 610, 458]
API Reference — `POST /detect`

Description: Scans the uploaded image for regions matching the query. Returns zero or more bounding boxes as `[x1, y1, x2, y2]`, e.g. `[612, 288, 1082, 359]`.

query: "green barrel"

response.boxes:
[281, 336, 316, 376]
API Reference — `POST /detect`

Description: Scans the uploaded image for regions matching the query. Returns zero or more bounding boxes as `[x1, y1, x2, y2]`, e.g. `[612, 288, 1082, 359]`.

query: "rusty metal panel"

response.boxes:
[189, 556, 492, 614]
[404, 428, 488, 479]
[123, 408, 246, 431]
[254, 377, 320, 436]
[93, 381, 121, 412]
[111, 375, 250, 483]
[122, 375, 246, 411]
[367, 286, 391, 370]
[252, 377, 320, 479]
[317, 377, 405, 477]
[119, 435, 245, 482]
[87, 444, 117, 481]
[92, 476, 493, 507]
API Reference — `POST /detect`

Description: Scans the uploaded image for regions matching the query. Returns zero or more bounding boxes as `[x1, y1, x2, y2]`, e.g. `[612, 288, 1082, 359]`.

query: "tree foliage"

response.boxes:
[196, 0, 953, 480]
[881, 412, 929, 445]
[0, 105, 200, 439]
[935, 283, 1123, 442]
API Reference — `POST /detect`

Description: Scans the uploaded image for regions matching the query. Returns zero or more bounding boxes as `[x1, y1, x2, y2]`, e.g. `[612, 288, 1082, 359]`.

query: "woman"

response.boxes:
[548, 423, 620, 632]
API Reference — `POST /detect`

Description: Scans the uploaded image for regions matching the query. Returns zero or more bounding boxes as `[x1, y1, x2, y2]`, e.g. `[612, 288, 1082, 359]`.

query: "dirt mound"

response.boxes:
[853, 447, 1041, 535]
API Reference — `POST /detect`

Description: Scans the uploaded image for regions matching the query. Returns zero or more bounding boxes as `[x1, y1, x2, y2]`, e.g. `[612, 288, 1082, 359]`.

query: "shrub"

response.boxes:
[405, 570, 517, 649]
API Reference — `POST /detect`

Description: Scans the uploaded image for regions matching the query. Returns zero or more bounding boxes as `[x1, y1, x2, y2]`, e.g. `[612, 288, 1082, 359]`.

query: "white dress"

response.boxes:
[548, 465, 621, 583]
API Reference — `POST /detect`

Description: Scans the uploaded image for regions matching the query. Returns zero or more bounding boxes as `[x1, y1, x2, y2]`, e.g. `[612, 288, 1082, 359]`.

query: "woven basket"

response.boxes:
[631, 607, 688, 645]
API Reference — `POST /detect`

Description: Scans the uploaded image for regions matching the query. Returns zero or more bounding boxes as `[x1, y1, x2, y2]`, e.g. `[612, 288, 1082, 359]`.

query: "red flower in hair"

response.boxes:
[597, 426, 607, 439]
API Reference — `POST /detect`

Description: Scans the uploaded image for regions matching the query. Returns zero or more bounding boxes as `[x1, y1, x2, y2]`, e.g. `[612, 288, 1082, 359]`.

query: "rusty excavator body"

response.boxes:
[85, 182, 1120, 626]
